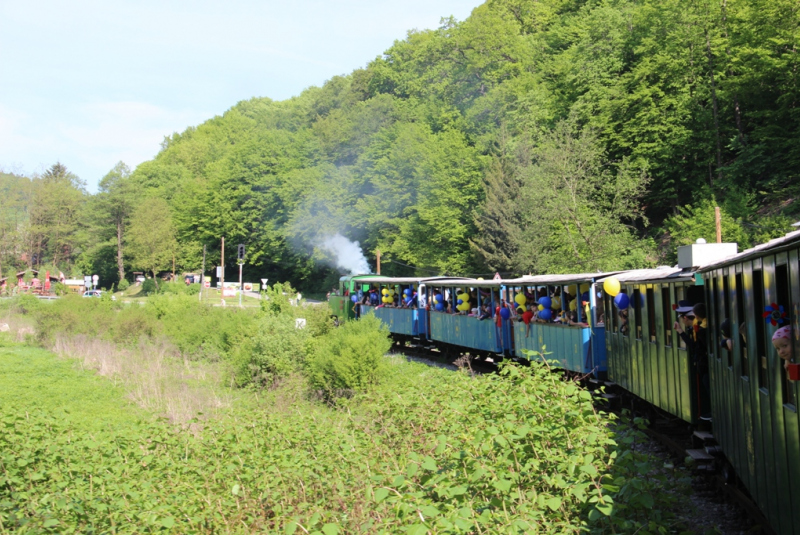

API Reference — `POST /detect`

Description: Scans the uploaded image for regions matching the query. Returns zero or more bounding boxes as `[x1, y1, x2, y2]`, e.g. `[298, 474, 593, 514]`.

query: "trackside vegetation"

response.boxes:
[0, 295, 692, 532]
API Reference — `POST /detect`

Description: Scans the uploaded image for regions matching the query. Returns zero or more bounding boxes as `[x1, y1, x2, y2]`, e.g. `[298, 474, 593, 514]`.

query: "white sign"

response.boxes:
[216, 266, 222, 278]
[92, 275, 99, 282]
[243, 282, 254, 292]
[222, 288, 237, 297]
[261, 278, 268, 286]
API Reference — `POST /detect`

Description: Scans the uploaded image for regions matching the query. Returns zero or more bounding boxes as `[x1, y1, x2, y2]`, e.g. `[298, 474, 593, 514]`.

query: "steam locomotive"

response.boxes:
[328, 231, 800, 534]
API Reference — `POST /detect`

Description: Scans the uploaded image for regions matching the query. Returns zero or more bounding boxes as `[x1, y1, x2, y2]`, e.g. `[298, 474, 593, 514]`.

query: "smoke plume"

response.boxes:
[316, 234, 371, 275]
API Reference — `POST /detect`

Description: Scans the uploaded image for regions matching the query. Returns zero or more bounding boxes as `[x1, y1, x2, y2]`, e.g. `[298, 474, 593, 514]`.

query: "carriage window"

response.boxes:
[647, 288, 656, 343]
[723, 274, 733, 368]
[735, 272, 748, 378]
[753, 269, 768, 390]
[662, 286, 672, 347]
[676, 286, 687, 350]
[608, 294, 618, 333]
[633, 288, 643, 340]
[775, 264, 795, 407]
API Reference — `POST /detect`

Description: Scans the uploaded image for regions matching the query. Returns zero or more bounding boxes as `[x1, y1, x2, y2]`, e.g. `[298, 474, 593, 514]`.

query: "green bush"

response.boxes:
[117, 278, 130, 292]
[231, 313, 307, 387]
[53, 282, 69, 296]
[305, 314, 391, 398]
[140, 278, 158, 295]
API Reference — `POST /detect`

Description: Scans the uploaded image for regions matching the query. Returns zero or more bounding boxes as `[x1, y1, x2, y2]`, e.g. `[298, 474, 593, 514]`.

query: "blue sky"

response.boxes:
[0, 0, 481, 191]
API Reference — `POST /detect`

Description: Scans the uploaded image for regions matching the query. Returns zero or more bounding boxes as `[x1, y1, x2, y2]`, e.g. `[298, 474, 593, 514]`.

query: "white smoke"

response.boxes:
[316, 233, 371, 275]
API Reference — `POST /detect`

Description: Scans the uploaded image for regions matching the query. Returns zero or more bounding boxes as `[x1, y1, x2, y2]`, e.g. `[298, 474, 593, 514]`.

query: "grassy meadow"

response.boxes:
[1, 292, 692, 534]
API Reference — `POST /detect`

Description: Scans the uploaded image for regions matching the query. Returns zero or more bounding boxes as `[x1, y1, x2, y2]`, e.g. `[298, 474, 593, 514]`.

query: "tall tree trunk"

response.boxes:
[117, 221, 125, 282]
[705, 28, 723, 185]
[721, 0, 746, 146]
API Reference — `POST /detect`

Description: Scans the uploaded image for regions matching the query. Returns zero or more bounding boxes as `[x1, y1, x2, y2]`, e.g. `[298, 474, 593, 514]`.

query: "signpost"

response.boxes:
[237, 244, 245, 308]
[261, 278, 268, 300]
[92, 274, 99, 289]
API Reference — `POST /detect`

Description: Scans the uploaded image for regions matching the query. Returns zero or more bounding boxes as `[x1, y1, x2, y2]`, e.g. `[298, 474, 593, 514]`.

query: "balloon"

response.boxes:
[603, 277, 621, 297]
[514, 293, 527, 306]
[580, 283, 590, 293]
[477, 277, 484, 281]
[458, 303, 470, 312]
[538, 296, 552, 309]
[581, 292, 590, 303]
[538, 308, 553, 321]
[382, 289, 389, 296]
[404, 288, 411, 296]
[567, 285, 577, 296]
[614, 293, 630, 309]
[405, 297, 414, 306]
[435, 302, 445, 311]
[434, 294, 442, 304]
[500, 307, 511, 320]
[538, 304, 544, 311]
[351, 295, 358, 303]
[569, 299, 577, 311]
[389, 289, 395, 296]
[516, 306, 525, 314]
[551, 297, 561, 310]
[457, 299, 463, 305]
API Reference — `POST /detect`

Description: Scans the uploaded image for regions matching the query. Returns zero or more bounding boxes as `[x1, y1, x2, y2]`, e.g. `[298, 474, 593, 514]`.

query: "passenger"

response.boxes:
[720, 319, 733, 351]
[521, 305, 535, 336]
[369, 289, 380, 306]
[478, 303, 492, 320]
[772, 326, 794, 372]
[619, 309, 630, 336]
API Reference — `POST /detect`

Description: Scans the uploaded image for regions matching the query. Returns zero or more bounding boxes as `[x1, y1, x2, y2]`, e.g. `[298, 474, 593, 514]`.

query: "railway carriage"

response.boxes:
[700, 231, 800, 535]
[600, 268, 704, 423]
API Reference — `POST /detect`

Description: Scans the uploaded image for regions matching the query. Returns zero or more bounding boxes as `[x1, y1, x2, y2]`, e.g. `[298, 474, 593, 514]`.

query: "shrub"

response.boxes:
[117, 278, 130, 292]
[141, 278, 158, 295]
[53, 282, 69, 296]
[231, 313, 307, 387]
[305, 314, 391, 398]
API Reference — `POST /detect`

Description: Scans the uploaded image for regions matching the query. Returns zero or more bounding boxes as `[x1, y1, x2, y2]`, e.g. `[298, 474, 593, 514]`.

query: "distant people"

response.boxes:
[619, 309, 629, 336]
[773, 326, 794, 372]
[478, 304, 492, 320]
[720, 319, 733, 351]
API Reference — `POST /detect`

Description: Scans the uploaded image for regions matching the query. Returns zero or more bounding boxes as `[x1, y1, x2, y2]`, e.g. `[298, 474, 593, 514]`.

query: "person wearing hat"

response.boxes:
[673, 300, 696, 349]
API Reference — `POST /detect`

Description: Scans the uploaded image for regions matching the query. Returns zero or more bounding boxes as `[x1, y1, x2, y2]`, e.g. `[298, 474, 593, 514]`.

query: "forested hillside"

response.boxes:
[3, 0, 799, 291]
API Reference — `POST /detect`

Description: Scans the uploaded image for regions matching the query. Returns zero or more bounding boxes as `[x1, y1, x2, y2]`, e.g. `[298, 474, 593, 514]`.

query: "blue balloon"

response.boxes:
[457, 299, 463, 305]
[581, 292, 590, 302]
[538, 308, 553, 321]
[351, 295, 358, 303]
[500, 307, 511, 320]
[538, 296, 552, 309]
[404, 297, 414, 306]
[404, 288, 412, 296]
[614, 293, 630, 310]
[434, 293, 442, 304]
[435, 302, 445, 311]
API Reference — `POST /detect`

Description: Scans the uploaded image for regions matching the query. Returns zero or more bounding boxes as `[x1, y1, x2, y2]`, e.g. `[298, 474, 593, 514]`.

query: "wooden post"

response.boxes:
[715, 206, 722, 243]
[220, 237, 225, 305]
[376, 249, 381, 275]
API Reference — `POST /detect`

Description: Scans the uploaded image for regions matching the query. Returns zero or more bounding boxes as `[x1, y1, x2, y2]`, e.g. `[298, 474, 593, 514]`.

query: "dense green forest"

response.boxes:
[2, 0, 799, 291]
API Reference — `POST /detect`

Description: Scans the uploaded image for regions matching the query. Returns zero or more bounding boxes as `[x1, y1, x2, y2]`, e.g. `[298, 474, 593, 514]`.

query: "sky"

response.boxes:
[0, 0, 481, 191]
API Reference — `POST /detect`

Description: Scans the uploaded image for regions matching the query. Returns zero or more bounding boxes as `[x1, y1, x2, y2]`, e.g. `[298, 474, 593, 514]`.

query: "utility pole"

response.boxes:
[715, 207, 722, 243]
[199, 244, 206, 302]
[220, 237, 225, 306]
[376, 249, 381, 275]
[237, 244, 245, 308]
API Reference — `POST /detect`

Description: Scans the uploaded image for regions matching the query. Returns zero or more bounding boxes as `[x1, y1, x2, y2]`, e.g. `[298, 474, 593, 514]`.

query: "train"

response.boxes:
[328, 232, 800, 534]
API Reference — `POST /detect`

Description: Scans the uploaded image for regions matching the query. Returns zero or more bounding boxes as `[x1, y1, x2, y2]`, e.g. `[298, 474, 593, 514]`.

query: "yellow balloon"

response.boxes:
[569, 299, 577, 311]
[580, 283, 590, 293]
[567, 285, 577, 296]
[477, 277, 484, 281]
[516, 306, 525, 314]
[382, 289, 389, 296]
[551, 297, 561, 310]
[603, 277, 621, 297]
[389, 289, 395, 296]
[514, 293, 527, 306]
[538, 304, 544, 311]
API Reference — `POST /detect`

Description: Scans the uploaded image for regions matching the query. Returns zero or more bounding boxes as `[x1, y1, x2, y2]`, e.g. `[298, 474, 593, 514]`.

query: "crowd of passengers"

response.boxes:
[349, 285, 604, 333]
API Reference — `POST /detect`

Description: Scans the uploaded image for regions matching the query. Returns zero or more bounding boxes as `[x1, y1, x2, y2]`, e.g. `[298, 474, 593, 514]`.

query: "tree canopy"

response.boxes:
[3, 0, 799, 289]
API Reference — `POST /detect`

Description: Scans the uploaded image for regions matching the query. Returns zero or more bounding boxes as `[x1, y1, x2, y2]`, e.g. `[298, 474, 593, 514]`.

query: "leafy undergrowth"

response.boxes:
[0, 334, 691, 534]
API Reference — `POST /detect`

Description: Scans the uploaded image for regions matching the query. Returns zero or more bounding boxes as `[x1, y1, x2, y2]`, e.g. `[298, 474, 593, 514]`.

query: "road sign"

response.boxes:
[216, 266, 222, 278]
[204, 281, 211, 288]
[261, 278, 268, 290]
